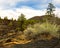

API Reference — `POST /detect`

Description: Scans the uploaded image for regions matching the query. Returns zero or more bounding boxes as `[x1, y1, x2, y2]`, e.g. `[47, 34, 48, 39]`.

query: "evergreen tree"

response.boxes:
[0, 17, 1, 20]
[8, 21, 13, 27]
[46, 3, 55, 15]
[4, 16, 8, 20]
[11, 18, 14, 21]
[17, 14, 26, 31]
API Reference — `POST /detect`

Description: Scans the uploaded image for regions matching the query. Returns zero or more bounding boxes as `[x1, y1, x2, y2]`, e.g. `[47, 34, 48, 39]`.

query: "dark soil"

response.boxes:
[1, 38, 60, 48]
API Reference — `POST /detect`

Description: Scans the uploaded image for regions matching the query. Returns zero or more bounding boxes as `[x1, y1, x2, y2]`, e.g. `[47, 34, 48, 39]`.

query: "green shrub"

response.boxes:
[24, 22, 60, 40]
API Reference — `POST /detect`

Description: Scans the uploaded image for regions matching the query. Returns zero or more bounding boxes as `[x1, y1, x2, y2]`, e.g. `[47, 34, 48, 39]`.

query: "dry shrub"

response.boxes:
[24, 22, 60, 40]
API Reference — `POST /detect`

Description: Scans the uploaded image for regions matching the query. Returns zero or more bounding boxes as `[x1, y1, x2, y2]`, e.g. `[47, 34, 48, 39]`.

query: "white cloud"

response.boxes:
[54, 8, 60, 18]
[53, 0, 60, 5]
[0, 6, 60, 20]
[0, 0, 28, 9]
[0, 6, 46, 20]
[35, 4, 48, 9]
[16, 6, 46, 19]
[0, 9, 18, 19]
[0, 0, 49, 9]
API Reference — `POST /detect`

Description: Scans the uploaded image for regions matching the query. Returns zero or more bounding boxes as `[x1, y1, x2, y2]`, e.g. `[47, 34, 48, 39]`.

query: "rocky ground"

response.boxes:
[0, 38, 60, 48]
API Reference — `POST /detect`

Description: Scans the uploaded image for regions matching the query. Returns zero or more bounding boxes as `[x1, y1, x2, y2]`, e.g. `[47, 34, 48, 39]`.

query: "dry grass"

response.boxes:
[3, 34, 32, 46]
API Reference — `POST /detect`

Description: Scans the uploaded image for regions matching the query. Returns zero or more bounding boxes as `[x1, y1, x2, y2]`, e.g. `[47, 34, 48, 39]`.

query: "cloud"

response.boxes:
[0, 0, 59, 9]
[54, 8, 60, 18]
[29, 0, 48, 9]
[0, 6, 46, 20]
[53, 0, 60, 5]
[34, 4, 48, 9]
[0, 0, 29, 9]
[0, 9, 18, 19]
[16, 6, 46, 19]
[0, 0, 48, 20]
[0, 0, 49, 9]
[0, 0, 60, 20]
[0, 6, 60, 20]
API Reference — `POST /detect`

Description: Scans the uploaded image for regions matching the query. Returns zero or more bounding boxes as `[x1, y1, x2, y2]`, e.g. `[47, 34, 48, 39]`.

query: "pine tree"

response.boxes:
[4, 16, 8, 20]
[46, 3, 55, 15]
[17, 14, 26, 31]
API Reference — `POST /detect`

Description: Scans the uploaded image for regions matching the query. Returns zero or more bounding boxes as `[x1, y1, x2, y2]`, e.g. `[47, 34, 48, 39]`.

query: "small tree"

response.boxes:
[8, 21, 13, 30]
[4, 16, 8, 20]
[0, 17, 1, 20]
[8, 21, 13, 26]
[46, 3, 55, 15]
[17, 14, 26, 31]
[11, 18, 14, 21]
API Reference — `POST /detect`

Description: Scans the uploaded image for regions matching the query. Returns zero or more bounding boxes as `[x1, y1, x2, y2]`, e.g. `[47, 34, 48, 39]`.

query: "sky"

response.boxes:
[0, 0, 60, 20]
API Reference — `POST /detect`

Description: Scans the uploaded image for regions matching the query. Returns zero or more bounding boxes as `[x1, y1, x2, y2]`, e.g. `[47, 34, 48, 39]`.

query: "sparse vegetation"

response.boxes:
[24, 22, 60, 40]
[0, 3, 60, 48]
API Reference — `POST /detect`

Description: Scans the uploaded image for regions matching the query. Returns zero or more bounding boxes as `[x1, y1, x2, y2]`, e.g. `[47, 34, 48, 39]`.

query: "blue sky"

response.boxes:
[1, 0, 51, 9]
[0, 0, 60, 19]
[15, 0, 49, 9]
[2, 0, 59, 10]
